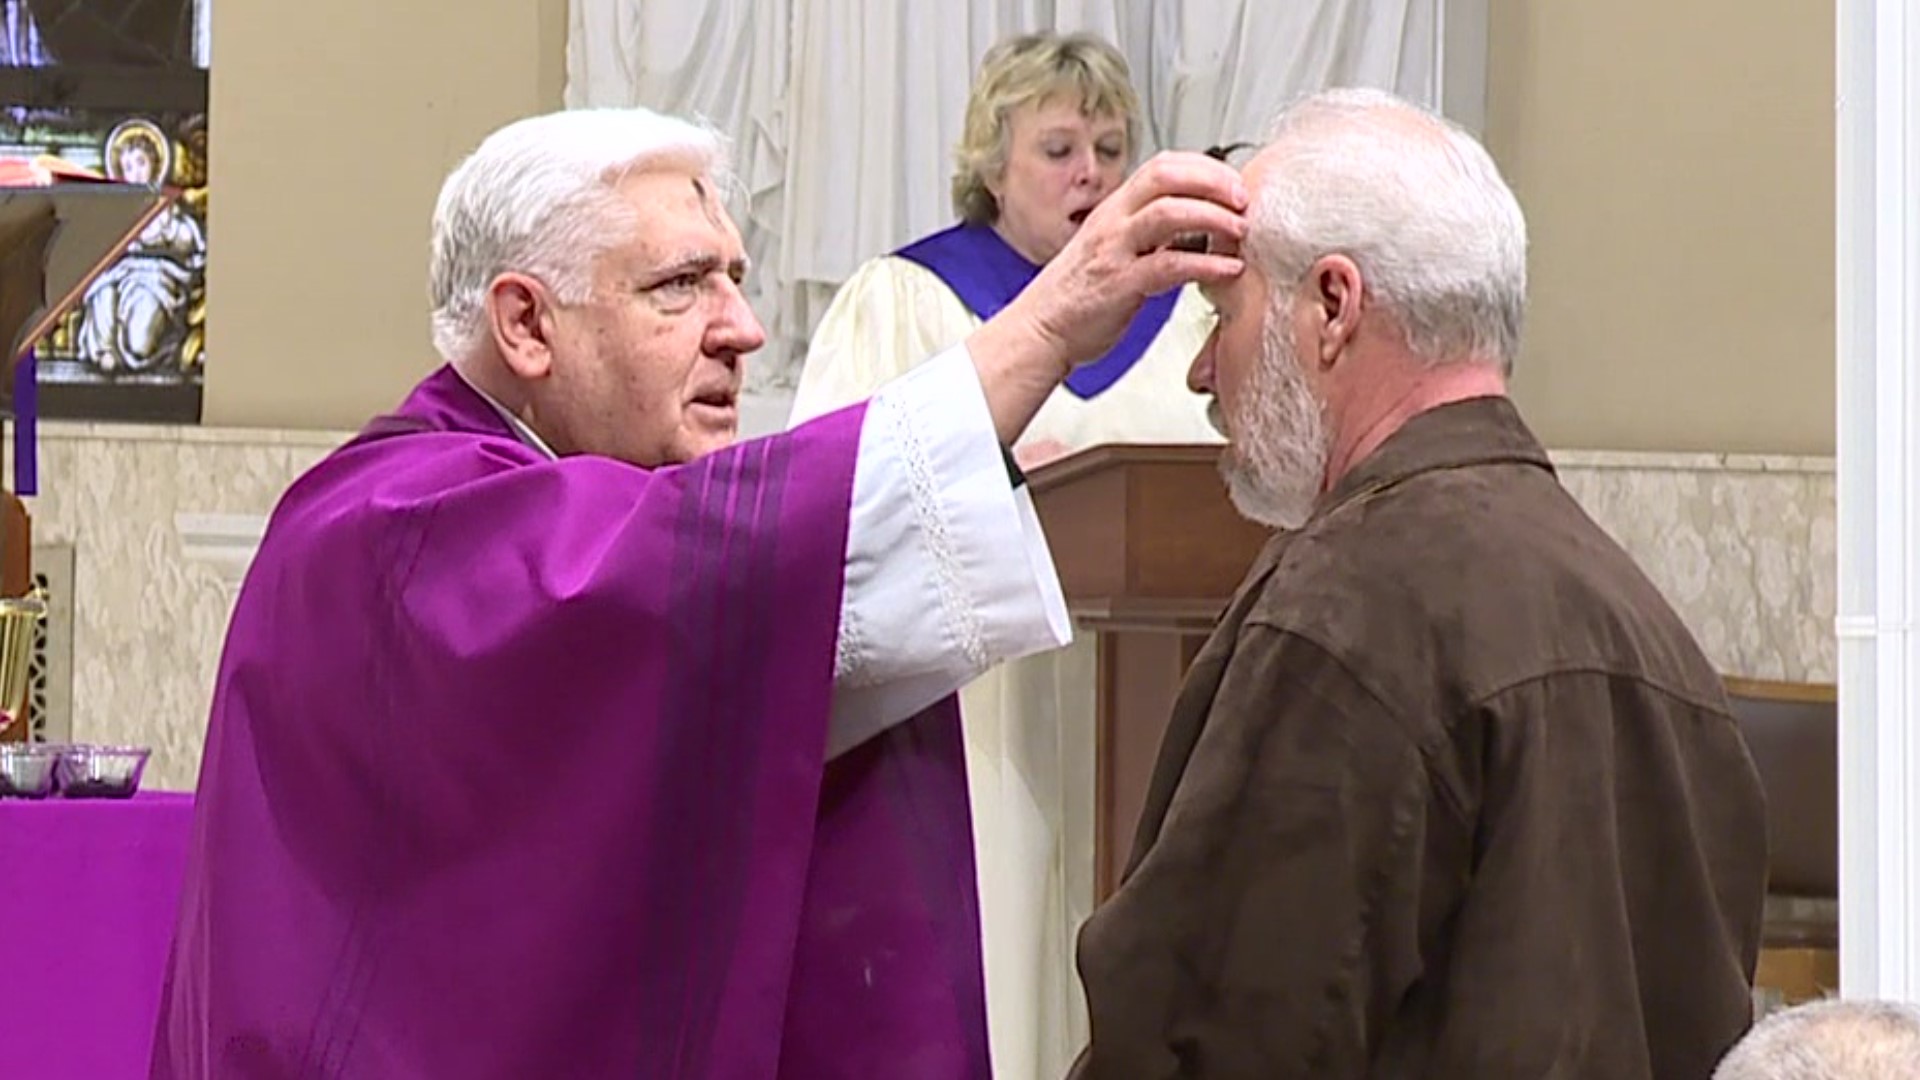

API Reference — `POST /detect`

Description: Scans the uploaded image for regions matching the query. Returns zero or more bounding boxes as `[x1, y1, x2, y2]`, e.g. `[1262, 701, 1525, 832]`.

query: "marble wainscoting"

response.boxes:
[1552, 450, 1836, 684]
[9, 426, 1834, 793]
[12, 420, 350, 791]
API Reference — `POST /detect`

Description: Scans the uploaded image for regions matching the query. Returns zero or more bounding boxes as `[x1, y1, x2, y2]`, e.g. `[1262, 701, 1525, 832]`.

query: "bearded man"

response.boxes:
[1069, 88, 1769, 1080]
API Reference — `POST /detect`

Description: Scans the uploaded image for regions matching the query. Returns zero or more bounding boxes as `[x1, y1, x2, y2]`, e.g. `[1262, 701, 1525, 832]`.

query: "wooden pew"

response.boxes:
[1724, 676, 1838, 1006]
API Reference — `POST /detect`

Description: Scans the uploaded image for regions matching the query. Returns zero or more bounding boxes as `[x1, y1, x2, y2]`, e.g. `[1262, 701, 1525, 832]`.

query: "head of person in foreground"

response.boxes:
[1714, 998, 1920, 1080]
[1186, 87, 1527, 528]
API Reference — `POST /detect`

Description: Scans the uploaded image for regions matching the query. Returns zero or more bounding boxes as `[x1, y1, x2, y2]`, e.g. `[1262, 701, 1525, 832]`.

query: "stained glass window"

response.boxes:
[1, 0, 207, 422]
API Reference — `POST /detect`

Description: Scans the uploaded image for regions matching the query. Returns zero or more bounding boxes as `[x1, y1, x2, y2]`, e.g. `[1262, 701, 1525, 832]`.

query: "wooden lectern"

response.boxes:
[1027, 444, 1272, 900]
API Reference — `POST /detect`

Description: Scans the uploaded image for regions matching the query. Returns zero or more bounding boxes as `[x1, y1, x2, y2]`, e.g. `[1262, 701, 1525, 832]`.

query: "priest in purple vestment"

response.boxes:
[150, 106, 1247, 1078]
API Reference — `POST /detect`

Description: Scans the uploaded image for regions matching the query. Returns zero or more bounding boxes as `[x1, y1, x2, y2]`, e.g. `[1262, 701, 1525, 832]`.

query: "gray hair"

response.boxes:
[1715, 999, 1920, 1079]
[428, 107, 729, 363]
[1249, 87, 1527, 372]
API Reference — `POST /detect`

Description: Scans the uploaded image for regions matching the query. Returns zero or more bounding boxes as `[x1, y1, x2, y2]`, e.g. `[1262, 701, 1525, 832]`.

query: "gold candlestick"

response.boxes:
[0, 591, 46, 734]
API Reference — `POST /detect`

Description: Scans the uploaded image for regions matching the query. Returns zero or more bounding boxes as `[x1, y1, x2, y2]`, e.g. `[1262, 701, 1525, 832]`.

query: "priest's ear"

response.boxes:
[485, 272, 560, 381]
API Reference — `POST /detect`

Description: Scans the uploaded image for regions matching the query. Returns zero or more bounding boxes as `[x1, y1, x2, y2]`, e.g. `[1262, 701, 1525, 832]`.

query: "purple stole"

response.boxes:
[896, 222, 1180, 399]
[151, 367, 989, 1078]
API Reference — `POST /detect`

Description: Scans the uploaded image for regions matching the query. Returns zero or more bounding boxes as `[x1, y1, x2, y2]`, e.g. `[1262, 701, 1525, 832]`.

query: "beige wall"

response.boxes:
[1485, 0, 1835, 455]
[202, 0, 567, 429]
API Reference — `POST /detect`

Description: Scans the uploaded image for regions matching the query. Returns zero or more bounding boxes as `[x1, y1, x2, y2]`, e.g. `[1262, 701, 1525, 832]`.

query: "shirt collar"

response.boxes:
[451, 366, 559, 461]
[1316, 395, 1554, 520]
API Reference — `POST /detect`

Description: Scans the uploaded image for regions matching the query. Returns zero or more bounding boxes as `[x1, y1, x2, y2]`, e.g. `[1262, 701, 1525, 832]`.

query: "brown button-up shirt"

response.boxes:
[1074, 397, 1768, 1079]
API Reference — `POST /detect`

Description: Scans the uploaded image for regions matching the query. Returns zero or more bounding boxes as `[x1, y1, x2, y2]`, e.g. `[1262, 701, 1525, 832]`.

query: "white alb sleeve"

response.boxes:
[827, 344, 1072, 757]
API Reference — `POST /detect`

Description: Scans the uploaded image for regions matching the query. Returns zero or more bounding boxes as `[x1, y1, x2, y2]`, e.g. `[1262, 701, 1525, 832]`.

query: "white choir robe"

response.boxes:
[791, 253, 1223, 1080]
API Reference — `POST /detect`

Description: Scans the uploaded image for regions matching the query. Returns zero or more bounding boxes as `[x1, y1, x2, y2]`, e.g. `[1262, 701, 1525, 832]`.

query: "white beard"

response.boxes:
[1216, 315, 1329, 529]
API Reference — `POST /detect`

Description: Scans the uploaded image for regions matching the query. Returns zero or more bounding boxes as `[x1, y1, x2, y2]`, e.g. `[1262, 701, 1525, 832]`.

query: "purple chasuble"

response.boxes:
[896, 222, 1179, 399]
[151, 366, 990, 1078]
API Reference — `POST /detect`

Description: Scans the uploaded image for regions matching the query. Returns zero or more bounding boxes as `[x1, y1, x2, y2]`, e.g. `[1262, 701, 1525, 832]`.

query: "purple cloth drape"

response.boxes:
[0, 791, 193, 1078]
[14, 346, 37, 495]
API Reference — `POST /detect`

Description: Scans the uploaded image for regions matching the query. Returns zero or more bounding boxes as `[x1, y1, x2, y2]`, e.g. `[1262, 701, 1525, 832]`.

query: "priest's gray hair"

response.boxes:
[429, 108, 731, 363]
[1249, 87, 1527, 374]
[1714, 999, 1920, 1079]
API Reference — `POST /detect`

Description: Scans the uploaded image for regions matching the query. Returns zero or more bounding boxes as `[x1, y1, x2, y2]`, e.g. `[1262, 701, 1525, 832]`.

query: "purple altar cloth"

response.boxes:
[0, 790, 192, 1078]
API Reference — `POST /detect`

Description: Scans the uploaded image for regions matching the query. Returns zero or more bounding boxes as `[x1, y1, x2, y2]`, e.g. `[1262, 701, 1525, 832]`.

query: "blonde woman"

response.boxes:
[790, 32, 1222, 1080]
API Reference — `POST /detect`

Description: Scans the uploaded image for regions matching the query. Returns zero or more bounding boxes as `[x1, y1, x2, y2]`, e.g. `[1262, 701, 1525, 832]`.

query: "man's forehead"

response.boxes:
[613, 168, 746, 261]
[1241, 147, 1282, 192]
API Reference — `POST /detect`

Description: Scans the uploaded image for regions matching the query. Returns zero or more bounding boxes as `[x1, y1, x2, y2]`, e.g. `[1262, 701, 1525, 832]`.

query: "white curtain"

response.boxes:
[1142, 0, 1442, 152]
[567, 0, 1447, 391]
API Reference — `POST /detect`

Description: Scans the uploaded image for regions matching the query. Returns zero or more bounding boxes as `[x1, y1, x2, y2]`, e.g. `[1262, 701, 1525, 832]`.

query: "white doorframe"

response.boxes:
[1835, 0, 1920, 1001]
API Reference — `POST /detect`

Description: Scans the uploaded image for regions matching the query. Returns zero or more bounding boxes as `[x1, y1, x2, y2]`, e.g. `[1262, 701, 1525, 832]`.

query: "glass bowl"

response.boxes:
[55, 745, 151, 799]
[0, 743, 58, 798]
